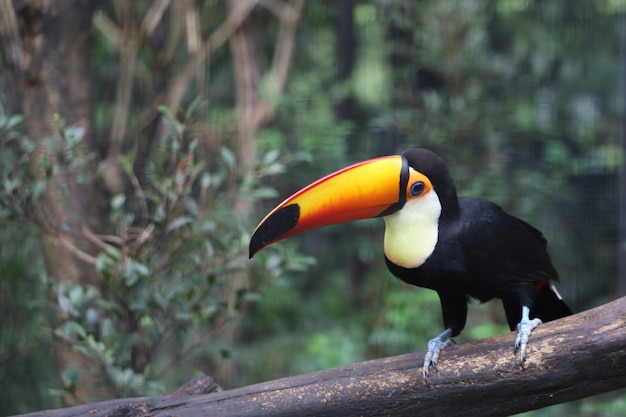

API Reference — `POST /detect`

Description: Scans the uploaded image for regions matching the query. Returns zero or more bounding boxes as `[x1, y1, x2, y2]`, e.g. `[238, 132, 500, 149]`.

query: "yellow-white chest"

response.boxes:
[382, 189, 441, 269]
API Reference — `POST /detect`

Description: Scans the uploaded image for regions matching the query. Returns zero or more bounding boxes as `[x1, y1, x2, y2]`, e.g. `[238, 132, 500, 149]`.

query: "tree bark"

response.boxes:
[17, 296, 626, 417]
[229, 0, 260, 219]
[8, 0, 106, 404]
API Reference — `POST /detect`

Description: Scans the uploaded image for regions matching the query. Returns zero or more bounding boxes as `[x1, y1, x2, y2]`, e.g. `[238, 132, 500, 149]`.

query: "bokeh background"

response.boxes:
[1, 0, 624, 415]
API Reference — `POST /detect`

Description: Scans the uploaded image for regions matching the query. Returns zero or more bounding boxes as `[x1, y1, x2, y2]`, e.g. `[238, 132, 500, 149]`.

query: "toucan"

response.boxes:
[249, 148, 572, 379]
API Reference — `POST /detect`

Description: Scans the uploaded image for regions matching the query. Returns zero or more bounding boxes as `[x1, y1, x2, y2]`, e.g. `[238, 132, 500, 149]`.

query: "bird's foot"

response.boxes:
[514, 306, 542, 363]
[423, 329, 454, 381]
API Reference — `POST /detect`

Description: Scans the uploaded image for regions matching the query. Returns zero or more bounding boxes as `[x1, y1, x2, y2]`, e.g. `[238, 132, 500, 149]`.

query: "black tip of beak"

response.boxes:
[249, 204, 300, 258]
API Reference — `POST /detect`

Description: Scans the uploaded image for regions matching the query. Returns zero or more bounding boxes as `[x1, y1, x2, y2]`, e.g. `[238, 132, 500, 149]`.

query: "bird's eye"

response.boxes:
[410, 181, 425, 196]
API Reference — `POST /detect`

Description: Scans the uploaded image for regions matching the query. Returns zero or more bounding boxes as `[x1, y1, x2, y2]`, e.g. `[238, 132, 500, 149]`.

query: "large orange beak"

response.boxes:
[249, 155, 410, 258]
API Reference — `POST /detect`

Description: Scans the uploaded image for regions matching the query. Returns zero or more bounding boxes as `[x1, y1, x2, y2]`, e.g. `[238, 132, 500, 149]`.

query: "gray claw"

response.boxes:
[514, 306, 542, 363]
[423, 329, 454, 380]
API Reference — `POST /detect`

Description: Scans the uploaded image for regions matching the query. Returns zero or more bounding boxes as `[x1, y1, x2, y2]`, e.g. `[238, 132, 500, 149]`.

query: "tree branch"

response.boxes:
[18, 296, 626, 417]
[141, 0, 258, 144]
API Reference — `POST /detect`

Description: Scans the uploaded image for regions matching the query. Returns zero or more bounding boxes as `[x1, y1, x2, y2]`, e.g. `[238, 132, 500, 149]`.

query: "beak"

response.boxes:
[249, 155, 410, 258]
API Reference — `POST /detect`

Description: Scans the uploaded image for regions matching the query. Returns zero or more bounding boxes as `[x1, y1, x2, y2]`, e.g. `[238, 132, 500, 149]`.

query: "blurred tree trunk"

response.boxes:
[229, 0, 260, 219]
[229, 0, 305, 218]
[3, 0, 106, 405]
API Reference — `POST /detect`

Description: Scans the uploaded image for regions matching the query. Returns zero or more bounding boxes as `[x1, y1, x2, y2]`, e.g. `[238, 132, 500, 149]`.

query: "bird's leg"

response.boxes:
[514, 305, 542, 363]
[423, 328, 454, 380]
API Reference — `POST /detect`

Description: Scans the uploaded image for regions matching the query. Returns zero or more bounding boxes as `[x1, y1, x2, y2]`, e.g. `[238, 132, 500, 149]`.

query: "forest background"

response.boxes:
[1, 0, 625, 415]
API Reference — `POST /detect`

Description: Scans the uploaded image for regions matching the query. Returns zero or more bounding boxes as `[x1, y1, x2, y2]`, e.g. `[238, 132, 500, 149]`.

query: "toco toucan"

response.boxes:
[249, 148, 572, 379]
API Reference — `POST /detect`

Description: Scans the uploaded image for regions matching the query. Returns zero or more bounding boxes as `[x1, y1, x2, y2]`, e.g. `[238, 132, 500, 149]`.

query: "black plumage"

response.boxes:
[389, 149, 571, 338]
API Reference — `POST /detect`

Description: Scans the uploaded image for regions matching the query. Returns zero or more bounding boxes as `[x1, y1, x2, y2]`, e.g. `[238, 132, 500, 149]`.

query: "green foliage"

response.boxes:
[0, 221, 55, 414]
[0, 105, 309, 403]
[300, 330, 365, 373]
[0, 115, 57, 413]
[46, 107, 309, 397]
[369, 288, 441, 356]
[0, 115, 37, 216]
[1, 0, 624, 414]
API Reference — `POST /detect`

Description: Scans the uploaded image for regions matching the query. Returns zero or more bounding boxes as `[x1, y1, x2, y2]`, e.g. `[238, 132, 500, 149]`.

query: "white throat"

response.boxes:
[382, 189, 441, 269]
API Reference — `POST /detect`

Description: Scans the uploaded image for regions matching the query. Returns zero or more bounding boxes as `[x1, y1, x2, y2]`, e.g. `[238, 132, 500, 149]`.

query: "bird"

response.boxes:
[249, 148, 572, 380]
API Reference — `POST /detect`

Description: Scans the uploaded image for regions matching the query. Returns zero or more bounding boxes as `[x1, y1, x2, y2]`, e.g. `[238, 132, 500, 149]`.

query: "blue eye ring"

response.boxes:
[410, 181, 425, 196]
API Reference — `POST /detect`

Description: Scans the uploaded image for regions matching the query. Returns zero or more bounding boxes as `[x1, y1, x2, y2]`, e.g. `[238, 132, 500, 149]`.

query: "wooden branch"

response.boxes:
[18, 296, 626, 417]
[141, 0, 170, 38]
[141, 0, 258, 144]
[159, 0, 258, 111]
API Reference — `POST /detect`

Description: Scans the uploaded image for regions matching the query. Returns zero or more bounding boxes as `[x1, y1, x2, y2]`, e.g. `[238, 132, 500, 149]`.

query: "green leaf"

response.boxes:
[32, 179, 47, 199]
[185, 96, 202, 119]
[61, 364, 81, 390]
[68, 285, 85, 305]
[263, 149, 280, 166]
[111, 194, 126, 210]
[119, 149, 137, 176]
[3, 177, 21, 193]
[65, 321, 87, 339]
[250, 186, 278, 199]
[200, 172, 212, 188]
[165, 215, 194, 233]
[64, 126, 85, 146]
[104, 246, 122, 261]
[124, 259, 150, 286]
[95, 252, 110, 273]
[220, 147, 236, 169]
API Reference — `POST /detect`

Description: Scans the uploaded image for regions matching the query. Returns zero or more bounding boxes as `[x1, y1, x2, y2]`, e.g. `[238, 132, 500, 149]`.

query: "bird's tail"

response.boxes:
[533, 282, 573, 322]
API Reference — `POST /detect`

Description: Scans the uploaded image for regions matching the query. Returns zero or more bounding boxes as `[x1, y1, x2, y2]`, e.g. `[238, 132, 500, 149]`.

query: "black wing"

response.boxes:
[456, 197, 559, 286]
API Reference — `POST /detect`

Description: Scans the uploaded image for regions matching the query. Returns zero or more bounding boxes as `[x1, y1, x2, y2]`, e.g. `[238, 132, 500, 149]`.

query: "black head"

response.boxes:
[402, 148, 459, 218]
